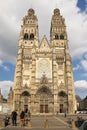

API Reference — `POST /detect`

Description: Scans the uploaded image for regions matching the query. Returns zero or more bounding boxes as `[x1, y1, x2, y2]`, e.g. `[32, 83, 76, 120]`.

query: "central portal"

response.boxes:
[40, 105, 48, 113]
[36, 86, 53, 114]
[40, 94, 49, 113]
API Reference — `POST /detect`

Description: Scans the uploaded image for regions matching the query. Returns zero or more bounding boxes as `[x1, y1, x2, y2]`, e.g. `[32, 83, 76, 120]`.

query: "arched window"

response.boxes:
[60, 34, 64, 40]
[55, 34, 59, 40]
[58, 91, 67, 97]
[24, 33, 28, 40]
[37, 86, 52, 95]
[21, 91, 30, 96]
[30, 33, 34, 40]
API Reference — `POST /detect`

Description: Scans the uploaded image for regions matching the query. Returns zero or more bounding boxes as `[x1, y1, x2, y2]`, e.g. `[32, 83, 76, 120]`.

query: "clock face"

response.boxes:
[36, 58, 52, 79]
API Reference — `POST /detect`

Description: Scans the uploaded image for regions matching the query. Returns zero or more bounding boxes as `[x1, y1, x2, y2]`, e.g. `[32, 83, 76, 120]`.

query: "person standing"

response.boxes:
[20, 110, 25, 127]
[11, 110, 17, 126]
[25, 110, 31, 125]
[64, 111, 67, 117]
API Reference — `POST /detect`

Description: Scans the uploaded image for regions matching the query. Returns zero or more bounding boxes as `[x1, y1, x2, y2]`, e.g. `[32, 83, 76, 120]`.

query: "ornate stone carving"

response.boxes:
[40, 74, 48, 84]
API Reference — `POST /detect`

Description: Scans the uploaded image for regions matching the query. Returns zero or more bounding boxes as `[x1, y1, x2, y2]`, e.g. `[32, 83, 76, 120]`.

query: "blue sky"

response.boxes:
[77, 0, 87, 11]
[0, 0, 87, 99]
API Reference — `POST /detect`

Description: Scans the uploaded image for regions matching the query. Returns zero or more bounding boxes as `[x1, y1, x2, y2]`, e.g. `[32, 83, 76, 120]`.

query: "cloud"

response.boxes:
[0, 60, 3, 66]
[0, 80, 14, 98]
[75, 80, 87, 88]
[74, 80, 87, 98]
[0, 0, 87, 64]
[71, 48, 87, 60]
[85, 0, 87, 2]
[3, 66, 10, 71]
[82, 73, 87, 77]
[73, 64, 81, 71]
[73, 52, 87, 72]
[0, 59, 10, 71]
[83, 53, 87, 59]
[80, 60, 87, 71]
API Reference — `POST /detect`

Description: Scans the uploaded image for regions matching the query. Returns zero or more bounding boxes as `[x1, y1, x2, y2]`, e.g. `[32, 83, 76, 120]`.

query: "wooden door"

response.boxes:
[24, 105, 28, 113]
[60, 104, 63, 113]
[40, 105, 43, 113]
[45, 105, 48, 113]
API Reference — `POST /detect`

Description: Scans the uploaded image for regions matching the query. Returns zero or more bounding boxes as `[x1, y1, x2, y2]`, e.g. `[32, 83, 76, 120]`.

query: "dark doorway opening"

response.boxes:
[40, 105, 43, 113]
[45, 105, 48, 113]
[60, 104, 63, 113]
[24, 105, 28, 113]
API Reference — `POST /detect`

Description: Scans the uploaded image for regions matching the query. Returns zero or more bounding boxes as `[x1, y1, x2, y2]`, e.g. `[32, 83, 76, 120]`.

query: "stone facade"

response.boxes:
[7, 87, 13, 110]
[13, 8, 76, 114]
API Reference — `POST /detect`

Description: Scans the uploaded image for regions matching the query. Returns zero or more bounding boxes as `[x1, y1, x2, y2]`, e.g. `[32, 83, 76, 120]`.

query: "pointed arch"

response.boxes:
[30, 33, 34, 40]
[24, 33, 28, 40]
[21, 91, 30, 96]
[36, 86, 52, 95]
[55, 34, 59, 39]
[60, 34, 64, 40]
[58, 91, 67, 97]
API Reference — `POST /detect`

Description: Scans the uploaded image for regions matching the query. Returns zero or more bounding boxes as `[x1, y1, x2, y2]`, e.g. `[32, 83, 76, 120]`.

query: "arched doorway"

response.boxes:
[36, 86, 53, 113]
[58, 91, 67, 113]
[40, 94, 48, 113]
[21, 91, 30, 113]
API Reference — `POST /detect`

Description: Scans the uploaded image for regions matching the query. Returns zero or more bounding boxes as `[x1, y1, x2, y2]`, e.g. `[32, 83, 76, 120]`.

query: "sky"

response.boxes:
[0, 0, 87, 99]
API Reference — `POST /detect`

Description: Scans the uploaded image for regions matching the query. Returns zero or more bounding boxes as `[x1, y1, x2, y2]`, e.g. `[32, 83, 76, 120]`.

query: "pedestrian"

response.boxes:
[5, 115, 10, 126]
[11, 110, 17, 126]
[64, 111, 67, 117]
[20, 110, 25, 127]
[25, 110, 31, 125]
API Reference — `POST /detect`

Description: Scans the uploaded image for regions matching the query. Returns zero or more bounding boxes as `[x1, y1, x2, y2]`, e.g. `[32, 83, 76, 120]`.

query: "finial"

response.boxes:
[10, 87, 12, 91]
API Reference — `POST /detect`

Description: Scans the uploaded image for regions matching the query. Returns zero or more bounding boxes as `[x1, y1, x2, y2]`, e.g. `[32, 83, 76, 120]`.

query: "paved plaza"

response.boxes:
[0, 114, 83, 130]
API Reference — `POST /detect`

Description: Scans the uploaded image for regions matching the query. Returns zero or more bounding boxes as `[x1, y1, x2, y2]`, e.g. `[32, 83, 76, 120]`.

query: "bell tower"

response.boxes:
[50, 8, 76, 114]
[50, 8, 67, 41]
[13, 8, 39, 111]
[20, 8, 39, 46]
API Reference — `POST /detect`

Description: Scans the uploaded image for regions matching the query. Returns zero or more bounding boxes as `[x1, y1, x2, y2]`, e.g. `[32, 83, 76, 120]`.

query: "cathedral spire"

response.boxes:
[50, 8, 67, 42]
[19, 8, 39, 44]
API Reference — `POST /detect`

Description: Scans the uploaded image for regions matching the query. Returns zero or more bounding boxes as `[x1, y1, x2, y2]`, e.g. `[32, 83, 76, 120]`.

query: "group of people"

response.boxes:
[11, 109, 31, 126]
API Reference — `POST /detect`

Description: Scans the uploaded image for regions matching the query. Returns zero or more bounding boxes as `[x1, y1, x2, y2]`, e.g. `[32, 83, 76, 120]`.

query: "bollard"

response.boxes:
[44, 119, 49, 128]
[0, 119, 5, 128]
[71, 119, 76, 128]
[27, 121, 31, 128]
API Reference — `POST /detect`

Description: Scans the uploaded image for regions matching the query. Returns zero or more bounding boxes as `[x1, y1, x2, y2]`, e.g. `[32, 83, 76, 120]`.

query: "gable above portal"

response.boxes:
[39, 35, 51, 52]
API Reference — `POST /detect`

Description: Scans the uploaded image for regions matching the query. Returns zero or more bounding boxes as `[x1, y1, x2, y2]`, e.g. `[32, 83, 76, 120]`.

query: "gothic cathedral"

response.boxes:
[13, 8, 76, 114]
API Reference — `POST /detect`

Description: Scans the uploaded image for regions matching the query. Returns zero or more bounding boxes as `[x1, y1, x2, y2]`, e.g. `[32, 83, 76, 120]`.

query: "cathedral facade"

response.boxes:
[13, 8, 76, 114]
